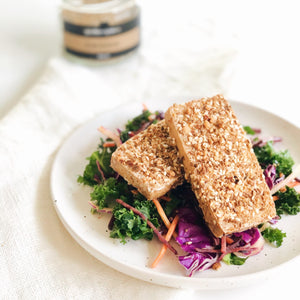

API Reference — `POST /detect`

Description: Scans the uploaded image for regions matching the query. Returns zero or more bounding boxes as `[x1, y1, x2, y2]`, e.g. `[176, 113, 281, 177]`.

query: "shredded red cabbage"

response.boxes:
[178, 253, 219, 276]
[176, 207, 220, 276]
[252, 136, 282, 148]
[226, 228, 264, 257]
[264, 164, 285, 190]
[176, 207, 218, 252]
[176, 207, 264, 276]
[264, 164, 277, 189]
[268, 215, 280, 225]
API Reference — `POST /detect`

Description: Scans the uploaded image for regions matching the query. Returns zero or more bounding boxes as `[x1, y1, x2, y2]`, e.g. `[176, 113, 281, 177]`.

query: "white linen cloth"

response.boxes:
[0, 21, 236, 299]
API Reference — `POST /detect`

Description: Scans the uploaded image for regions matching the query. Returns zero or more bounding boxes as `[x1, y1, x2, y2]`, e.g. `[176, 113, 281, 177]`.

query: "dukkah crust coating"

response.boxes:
[110, 120, 184, 200]
[165, 95, 276, 237]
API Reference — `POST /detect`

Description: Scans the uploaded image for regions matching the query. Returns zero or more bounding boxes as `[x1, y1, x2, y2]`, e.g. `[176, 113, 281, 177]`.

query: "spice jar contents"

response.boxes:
[62, 0, 140, 61]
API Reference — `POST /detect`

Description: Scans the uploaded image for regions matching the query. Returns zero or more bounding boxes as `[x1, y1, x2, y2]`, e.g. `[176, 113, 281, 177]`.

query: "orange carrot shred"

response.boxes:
[152, 199, 171, 229]
[151, 245, 167, 269]
[142, 103, 148, 111]
[103, 142, 116, 147]
[272, 195, 279, 201]
[159, 195, 172, 202]
[98, 126, 122, 147]
[221, 235, 227, 254]
[287, 181, 300, 188]
[226, 236, 234, 245]
[151, 215, 179, 268]
[152, 199, 177, 238]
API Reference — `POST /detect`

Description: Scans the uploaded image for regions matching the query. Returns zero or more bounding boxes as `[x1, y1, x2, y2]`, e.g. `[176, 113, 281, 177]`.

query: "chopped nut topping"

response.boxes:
[165, 95, 276, 237]
[111, 120, 184, 199]
[211, 262, 222, 270]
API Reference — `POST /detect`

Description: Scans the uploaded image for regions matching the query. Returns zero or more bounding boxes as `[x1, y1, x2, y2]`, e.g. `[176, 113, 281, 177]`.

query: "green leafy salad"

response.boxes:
[78, 109, 167, 243]
[77, 107, 300, 275]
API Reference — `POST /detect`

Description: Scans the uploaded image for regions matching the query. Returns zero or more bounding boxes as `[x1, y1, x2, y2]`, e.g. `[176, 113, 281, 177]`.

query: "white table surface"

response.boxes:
[1, 0, 300, 299]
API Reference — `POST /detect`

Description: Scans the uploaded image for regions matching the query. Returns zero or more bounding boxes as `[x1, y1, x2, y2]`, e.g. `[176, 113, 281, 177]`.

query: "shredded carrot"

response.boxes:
[152, 199, 171, 229]
[221, 235, 227, 254]
[152, 199, 177, 238]
[151, 215, 179, 268]
[130, 189, 139, 195]
[142, 103, 148, 111]
[278, 181, 300, 194]
[98, 126, 122, 147]
[272, 195, 279, 201]
[159, 195, 172, 202]
[225, 236, 234, 245]
[151, 246, 168, 269]
[103, 142, 116, 147]
[148, 114, 156, 121]
[287, 181, 300, 188]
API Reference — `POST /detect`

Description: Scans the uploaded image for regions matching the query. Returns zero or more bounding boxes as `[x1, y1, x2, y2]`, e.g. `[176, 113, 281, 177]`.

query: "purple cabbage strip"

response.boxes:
[178, 253, 219, 277]
[269, 215, 280, 225]
[252, 136, 282, 148]
[176, 207, 220, 276]
[176, 208, 216, 253]
[263, 164, 285, 190]
[176, 207, 264, 276]
[264, 164, 277, 189]
[239, 228, 261, 246]
[226, 228, 263, 257]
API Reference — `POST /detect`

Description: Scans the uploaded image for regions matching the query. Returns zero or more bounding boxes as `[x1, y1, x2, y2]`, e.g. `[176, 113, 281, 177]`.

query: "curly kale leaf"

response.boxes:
[89, 178, 161, 243]
[77, 140, 115, 187]
[222, 253, 247, 265]
[261, 227, 286, 247]
[119, 110, 163, 142]
[77, 151, 102, 186]
[243, 126, 256, 135]
[96, 141, 116, 176]
[254, 141, 294, 176]
[275, 186, 300, 216]
[90, 177, 130, 209]
[110, 196, 160, 243]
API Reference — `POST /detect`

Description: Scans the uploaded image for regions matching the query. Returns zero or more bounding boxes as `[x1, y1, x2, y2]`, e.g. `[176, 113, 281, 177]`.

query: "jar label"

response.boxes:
[62, 8, 140, 60]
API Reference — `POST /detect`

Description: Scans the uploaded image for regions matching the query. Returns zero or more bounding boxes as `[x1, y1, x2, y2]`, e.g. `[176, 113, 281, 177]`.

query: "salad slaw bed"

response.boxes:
[77, 106, 300, 276]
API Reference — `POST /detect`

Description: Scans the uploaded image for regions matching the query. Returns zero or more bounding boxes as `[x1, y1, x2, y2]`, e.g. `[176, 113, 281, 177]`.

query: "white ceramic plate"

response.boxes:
[51, 99, 300, 289]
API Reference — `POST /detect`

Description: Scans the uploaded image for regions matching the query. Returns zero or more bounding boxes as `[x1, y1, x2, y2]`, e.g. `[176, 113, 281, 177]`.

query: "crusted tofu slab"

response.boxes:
[165, 95, 276, 237]
[110, 120, 183, 200]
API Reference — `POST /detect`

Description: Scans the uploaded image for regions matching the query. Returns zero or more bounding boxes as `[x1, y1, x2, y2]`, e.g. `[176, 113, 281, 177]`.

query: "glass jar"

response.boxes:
[61, 0, 140, 64]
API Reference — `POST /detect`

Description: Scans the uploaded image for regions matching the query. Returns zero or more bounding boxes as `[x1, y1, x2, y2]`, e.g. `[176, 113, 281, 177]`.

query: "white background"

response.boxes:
[1, 0, 300, 299]
[1, 0, 300, 126]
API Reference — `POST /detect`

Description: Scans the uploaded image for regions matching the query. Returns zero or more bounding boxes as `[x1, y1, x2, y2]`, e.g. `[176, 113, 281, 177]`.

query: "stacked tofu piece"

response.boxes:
[111, 120, 184, 200]
[111, 95, 276, 237]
